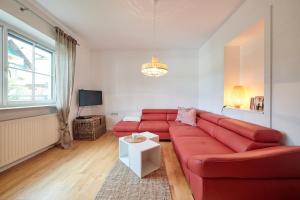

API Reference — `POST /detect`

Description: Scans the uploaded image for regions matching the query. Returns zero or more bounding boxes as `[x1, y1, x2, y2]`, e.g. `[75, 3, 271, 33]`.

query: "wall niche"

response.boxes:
[224, 19, 265, 112]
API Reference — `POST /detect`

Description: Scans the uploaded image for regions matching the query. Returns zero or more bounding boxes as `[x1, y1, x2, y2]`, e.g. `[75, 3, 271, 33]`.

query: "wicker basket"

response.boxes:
[73, 115, 106, 140]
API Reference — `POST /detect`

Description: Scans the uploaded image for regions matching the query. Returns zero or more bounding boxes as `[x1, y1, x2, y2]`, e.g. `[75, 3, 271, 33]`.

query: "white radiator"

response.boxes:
[0, 114, 60, 169]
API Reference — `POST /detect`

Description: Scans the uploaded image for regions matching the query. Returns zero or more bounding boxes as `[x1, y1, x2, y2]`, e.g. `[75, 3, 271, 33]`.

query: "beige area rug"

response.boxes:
[95, 160, 172, 200]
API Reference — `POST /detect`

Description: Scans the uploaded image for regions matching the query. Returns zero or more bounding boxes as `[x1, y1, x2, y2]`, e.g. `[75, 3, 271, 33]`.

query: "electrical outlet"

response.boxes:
[111, 112, 118, 116]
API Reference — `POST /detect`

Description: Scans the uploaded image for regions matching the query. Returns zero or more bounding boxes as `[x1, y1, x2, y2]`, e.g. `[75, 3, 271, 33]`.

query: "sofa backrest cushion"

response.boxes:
[197, 119, 217, 136]
[197, 112, 227, 136]
[142, 109, 177, 114]
[199, 112, 227, 124]
[218, 118, 282, 143]
[212, 126, 281, 152]
[141, 113, 167, 121]
[167, 113, 177, 121]
[196, 109, 209, 117]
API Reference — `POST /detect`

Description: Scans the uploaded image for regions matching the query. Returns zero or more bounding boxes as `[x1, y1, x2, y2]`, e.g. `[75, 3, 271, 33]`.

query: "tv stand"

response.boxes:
[73, 115, 106, 140]
[76, 116, 92, 120]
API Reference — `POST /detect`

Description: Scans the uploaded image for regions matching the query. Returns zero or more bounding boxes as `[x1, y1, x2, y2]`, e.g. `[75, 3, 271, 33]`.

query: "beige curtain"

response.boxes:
[55, 27, 77, 149]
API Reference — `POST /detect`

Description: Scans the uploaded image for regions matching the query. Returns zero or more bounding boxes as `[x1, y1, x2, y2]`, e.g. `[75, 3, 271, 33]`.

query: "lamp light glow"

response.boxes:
[231, 85, 247, 108]
[141, 56, 168, 77]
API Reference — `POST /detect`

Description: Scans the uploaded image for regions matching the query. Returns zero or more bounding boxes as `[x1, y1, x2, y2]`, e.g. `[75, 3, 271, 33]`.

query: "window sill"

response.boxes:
[0, 105, 57, 122]
[0, 104, 56, 111]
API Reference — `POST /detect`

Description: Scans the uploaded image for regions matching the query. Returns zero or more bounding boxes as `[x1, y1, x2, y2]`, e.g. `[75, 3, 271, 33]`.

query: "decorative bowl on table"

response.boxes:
[124, 133, 147, 143]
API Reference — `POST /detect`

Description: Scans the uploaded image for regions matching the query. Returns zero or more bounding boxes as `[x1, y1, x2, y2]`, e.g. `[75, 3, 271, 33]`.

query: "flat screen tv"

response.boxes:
[79, 90, 102, 106]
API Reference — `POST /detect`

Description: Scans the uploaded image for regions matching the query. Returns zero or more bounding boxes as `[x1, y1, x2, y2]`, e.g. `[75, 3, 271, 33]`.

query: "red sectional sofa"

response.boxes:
[113, 109, 300, 200]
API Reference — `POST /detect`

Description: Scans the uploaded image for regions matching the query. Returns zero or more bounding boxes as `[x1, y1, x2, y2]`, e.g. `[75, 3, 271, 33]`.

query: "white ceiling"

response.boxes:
[32, 0, 245, 50]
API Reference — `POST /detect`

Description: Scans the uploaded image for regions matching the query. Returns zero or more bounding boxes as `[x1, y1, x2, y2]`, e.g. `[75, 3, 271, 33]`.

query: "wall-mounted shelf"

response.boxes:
[223, 106, 264, 114]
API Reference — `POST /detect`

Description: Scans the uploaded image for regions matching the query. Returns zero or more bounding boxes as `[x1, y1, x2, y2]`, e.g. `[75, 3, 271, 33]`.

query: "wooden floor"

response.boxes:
[0, 132, 193, 200]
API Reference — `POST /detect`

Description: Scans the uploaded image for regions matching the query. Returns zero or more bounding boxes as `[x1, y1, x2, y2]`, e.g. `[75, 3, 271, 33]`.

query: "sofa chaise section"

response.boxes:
[187, 146, 300, 200]
[173, 136, 234, 180]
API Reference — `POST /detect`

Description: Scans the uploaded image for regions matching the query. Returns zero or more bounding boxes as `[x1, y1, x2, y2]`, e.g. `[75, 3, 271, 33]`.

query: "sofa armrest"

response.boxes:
[187, 146, 300, 178]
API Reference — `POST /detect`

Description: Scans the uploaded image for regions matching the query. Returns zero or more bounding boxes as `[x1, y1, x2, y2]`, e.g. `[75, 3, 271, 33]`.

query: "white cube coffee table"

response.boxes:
[137, 132, 159, 143]
[119, 133, 161, 178]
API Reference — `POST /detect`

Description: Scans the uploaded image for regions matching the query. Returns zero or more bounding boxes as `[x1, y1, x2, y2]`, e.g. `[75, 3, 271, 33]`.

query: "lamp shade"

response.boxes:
[231, 85, 247, 108]
[141, 56, 168, 77]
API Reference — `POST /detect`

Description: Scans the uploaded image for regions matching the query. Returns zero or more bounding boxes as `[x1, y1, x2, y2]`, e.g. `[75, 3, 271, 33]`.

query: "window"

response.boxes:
[0, 25, 55, 108]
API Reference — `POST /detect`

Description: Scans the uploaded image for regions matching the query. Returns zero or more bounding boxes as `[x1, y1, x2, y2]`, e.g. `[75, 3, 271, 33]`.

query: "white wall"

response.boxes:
[198, 0, 300, 145]
[91, 50, 199, 129]
[69, 44, 95, 123]
[271, 0, 300, 145]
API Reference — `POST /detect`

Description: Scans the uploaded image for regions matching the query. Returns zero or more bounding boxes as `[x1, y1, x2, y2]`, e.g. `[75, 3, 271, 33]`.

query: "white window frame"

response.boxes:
[0, 25, 3, 106]
[0, 20, 56, 109]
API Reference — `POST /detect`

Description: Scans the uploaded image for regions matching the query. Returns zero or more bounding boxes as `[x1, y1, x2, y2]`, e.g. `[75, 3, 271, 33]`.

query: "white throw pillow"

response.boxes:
[176, 107, 186, 121]
[123, 112, 141, 122]
[180, 108, 197, 126]
[176, 107, 197, 126]
[123, 116, 141, 122]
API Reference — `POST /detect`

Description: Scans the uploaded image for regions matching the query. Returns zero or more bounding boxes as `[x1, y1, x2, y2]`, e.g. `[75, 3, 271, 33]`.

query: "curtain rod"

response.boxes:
[14, 0, 80, 46]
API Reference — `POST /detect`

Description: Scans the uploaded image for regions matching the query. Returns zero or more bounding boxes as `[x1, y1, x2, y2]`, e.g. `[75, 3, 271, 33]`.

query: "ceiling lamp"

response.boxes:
[141, 56, 167, 77]
[141, 0, 168, 77]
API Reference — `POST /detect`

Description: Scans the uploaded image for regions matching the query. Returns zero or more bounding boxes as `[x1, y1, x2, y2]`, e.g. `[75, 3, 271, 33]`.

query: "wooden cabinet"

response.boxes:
[72, 115, 106, 140]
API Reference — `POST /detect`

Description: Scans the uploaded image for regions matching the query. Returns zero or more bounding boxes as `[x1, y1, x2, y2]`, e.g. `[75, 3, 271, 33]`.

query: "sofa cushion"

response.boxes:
[151, 132, 170, 140]
[199, 112, 227, 124]
[138, 121, 169, 132]
[141, 114, 167, 121]
[112, 121, 139, 132]
[197, 119, 217, 136]
[180, 109, 197, 126]
[212, 126, 281, 152]
[142, 109, 177, 114]
[176, 107, 197, 121]
[174, 137, 234, 167]
[218, 118, 282, 143]
[167, 113, 177, 121]
[170, 126, 208, 140]
[168, 121, 188, 127]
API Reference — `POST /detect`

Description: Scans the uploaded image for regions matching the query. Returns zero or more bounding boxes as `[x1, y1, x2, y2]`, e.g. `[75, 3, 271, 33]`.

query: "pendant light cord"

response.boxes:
[153, 0, 157, 57]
